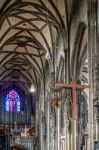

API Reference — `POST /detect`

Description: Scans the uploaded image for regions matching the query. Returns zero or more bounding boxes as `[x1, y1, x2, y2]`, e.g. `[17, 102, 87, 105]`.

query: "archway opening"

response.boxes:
[11, 144, 27, 150]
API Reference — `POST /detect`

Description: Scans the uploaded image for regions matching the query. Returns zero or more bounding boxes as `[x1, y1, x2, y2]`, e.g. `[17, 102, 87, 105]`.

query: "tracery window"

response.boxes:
[5, 89, 21, 112]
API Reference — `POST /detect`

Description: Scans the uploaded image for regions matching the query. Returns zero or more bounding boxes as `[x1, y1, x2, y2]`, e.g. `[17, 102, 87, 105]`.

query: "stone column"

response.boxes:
[87, 0, 98, 149]
[66, 119, 70, 150]
[56, 107, 60, 150]
[39, 112, 43, 150]
[95, 119, 99, 140]
[46, 101, 50, 150]
[94, 56, 99, 141]
[39, 92, 44, 150]
[70, 120, 73, 150]
[84, 133, 88, 150]
[54, 100, 61, 150]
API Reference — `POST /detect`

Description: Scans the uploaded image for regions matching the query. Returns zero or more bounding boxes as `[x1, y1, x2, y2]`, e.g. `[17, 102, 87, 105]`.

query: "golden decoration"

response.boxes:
[53, 99, 61, 108]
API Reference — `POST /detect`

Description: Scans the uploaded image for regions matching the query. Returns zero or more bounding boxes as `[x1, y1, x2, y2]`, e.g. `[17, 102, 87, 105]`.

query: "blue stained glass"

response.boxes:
[5, 89, 21, 112]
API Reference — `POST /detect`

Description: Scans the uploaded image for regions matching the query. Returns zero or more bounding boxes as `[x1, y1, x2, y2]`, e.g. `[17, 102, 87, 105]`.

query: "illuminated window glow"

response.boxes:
[5, 89, 21, 112]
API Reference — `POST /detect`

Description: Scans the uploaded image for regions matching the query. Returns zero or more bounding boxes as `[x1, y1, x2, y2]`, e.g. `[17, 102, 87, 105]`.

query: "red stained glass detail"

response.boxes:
[9, 91, 17, 99]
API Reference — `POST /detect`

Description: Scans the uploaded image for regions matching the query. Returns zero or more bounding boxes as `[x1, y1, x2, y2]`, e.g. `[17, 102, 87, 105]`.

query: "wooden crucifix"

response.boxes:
[55, 76, 90, 120]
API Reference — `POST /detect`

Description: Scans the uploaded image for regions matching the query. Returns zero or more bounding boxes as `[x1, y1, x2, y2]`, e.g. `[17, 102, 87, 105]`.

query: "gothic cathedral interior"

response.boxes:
[0, 0, 98, 150]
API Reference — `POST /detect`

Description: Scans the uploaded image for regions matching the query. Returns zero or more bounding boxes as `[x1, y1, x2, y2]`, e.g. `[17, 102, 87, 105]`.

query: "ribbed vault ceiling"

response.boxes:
[0, 0, 67, 91]
[0, 0, 82, 93]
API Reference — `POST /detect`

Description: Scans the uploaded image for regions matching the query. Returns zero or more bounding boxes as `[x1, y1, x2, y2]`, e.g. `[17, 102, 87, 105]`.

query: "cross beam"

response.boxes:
[55, 76, 90, 120]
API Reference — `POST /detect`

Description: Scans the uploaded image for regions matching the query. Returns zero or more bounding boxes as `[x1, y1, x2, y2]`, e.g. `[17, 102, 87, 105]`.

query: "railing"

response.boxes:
[10, 136, 34, 150]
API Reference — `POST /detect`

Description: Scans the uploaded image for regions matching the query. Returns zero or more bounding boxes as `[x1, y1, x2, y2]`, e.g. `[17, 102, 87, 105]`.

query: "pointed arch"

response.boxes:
[5, 89, 21, 112]
[71, 22, 87, 76]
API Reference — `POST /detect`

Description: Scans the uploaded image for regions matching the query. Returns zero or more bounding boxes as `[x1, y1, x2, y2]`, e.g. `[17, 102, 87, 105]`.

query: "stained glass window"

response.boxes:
[5, 89, 21, 112]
